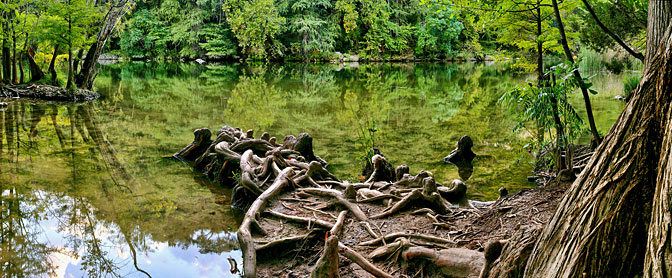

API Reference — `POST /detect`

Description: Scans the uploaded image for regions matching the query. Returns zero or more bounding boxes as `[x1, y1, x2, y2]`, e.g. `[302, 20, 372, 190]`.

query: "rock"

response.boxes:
[346, 54, 359, 62]
[615, 95, 627, 102]
[98, 53, 119, 61]
[196, 58, 206, 64]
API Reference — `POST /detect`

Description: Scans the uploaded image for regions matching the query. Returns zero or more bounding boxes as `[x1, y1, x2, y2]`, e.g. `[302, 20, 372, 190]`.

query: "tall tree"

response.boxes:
[524, 0, 672, 277]
[223, 0, 286, 59]
[76, 0, 134, 89]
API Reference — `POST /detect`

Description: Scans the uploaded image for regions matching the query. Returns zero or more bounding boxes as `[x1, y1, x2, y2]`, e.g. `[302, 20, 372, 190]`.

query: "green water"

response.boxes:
[0, 62, 626, 277]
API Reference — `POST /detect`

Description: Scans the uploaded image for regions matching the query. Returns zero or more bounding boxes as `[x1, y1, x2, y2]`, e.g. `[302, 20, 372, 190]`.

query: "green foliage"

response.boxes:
[578, 48, 644, 73]
[414, 7, 463, 57]
[223, 0, 286, 59]
[120, 9, 163, 58]
[283, 0, 336, 59]
[569, 0, 647, 52]
[500, 63, 586, 149]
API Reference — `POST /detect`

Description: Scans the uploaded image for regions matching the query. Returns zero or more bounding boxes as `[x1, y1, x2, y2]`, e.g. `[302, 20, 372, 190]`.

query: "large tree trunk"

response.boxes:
[525, 3, 672, 276]
[76, 0, 133, 90]
[644, 0, 672, 67]
[643, 2, 672, 274]
[551, 0, 601, 143]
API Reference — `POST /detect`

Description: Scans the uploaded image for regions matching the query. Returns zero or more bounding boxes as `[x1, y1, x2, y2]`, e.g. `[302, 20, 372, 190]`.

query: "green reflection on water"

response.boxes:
[95, 62, 542, 199]
[0, 62, 625, 277]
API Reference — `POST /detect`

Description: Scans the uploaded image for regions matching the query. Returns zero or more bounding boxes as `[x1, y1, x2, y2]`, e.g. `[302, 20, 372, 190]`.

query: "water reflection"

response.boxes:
[93, 62, 541, 200]
[0, 61, 625, 277]
[0, 102, 241, 278]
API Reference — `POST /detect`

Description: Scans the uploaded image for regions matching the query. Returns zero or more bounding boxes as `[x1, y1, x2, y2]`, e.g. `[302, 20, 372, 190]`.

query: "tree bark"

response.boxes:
[2, 39, 10, 84]
[551, 0, 601, 143]
[48, 45, 60, 86]
[642, 4, 672, 275]
[26, 48, 45, 82]
[645, 0, 672, 68]
[525, 8, 672, 277]
[18, 52, 23, 84]
[66, 12, 74, 89]
[11, 25, 17, 84]
[580, 0, 644, 61]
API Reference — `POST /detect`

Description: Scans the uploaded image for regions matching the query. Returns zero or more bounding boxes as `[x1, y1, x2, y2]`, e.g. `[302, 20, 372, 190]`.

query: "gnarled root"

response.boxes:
[300, 188, 369, 221]
[238, 168, 296, 278]
[339, 243, 394, 278]
[372, 177, 451, 219]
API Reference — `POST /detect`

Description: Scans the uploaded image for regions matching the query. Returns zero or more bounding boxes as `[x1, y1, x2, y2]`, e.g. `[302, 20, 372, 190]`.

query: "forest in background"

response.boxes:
[111, 0, 648, 63]
[0, 0, 649, 73]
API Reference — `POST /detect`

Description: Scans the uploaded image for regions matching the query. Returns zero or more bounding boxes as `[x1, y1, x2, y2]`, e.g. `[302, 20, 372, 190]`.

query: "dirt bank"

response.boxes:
[174, 126, 568, 278]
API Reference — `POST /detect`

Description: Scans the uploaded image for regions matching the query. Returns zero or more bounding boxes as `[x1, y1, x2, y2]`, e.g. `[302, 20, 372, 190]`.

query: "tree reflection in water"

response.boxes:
[0, 102, 240, 278]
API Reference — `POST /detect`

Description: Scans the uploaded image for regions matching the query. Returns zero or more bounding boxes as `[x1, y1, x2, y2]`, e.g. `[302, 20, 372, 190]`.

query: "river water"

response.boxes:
[0, 62, 628, 277]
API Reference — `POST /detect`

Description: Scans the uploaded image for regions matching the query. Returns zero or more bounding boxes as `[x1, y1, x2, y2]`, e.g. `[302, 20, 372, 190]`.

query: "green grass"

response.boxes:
[578, 48, 643, 74]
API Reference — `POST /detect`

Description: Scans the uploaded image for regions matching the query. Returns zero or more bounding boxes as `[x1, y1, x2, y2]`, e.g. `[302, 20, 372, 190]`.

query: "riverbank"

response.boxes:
[174, 126, 568, 277]
[1, 84, 100, 101]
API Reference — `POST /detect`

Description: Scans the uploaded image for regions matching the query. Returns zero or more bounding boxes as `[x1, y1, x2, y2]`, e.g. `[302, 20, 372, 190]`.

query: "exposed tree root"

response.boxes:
[174, 126, 558, 277]
[300, 188, 369, 221]
[238, 168, 295, 278]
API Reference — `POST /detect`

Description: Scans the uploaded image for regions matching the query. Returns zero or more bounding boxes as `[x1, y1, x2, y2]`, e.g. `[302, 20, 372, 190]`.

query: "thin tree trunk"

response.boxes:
[580, 0, 644, 61]
[549, 75, 566, 172]
[525, 12, 672, 278]
[66, 12, 74, 89]
[18, 52, 23, 84]
[73, 48, 83, 75]
[12, 25, 17, 84]
[49, 44, 60, 86]
[2, 39, 10, 84]
[535, 4, 546, 147]
[551, 0, 601, 143]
